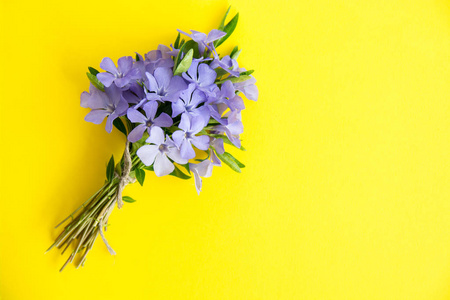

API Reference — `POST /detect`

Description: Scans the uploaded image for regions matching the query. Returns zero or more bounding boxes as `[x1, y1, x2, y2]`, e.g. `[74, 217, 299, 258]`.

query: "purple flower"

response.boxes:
[145, 68, 187, 102]
[80, 84, 128, 133]
[234, 76, 258, 101]
[122, 82, 146, 105]
[137, 127, 188, 177]
[126, 101, 173, 143]
[182, 60, 217, 94]
[171, 84, 210, 123]
[177, 29, 226, 55]
[212, 110, 243, 148]
[144, 45, 174, 73]
[208, 80, 245, 111]
[172, 114, 210, 160]
[210, 55, 240, 77]
[97, 56, 141, 88]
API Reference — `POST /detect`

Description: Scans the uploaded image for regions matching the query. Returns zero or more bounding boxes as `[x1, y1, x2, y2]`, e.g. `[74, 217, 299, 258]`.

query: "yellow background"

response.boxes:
[0, 0, 449, 299]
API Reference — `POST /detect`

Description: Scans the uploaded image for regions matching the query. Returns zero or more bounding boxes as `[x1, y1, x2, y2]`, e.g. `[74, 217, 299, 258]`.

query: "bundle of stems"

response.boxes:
[46, 142, 139, 271]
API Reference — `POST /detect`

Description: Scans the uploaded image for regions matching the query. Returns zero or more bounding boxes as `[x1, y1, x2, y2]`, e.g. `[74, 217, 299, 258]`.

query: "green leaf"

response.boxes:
[239, 70, 254, 76]
[135, 53, 140, 61]
[135, 168, 145, 186]
[88, 67, 99, 75]
[225, 152, 245, 168]
[179, 39, 185, 48]
[215, 68, 229, 77]
[174, 48, 194, 76]
[142, 165, 153, 171]
[181, 40, 200, 58]
[215, 75, 251, 85]
[106, 155, 115, 182]
[122, 196, 136, 203]
[230, 46, 239, 59]
[86, 72, 105, 92]
[216, 152, 241, 173]
[218, 6, 231, 31]
[174, 32, 181, 49]
[169, 165, 191, 180]
[179, 163, 191, 174]
[214, 12, 239, 48]
[113, 118, 127, 136]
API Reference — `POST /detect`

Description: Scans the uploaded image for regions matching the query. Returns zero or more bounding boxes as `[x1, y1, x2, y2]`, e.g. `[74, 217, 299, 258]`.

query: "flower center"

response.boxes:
[184, 132, 193, 139]
[146, 120, 153, 127]
[158, 144, 169, 153]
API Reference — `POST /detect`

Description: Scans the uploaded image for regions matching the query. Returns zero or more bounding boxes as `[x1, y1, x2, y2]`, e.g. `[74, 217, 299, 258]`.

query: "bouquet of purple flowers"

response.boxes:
[47, 8, 258, 271]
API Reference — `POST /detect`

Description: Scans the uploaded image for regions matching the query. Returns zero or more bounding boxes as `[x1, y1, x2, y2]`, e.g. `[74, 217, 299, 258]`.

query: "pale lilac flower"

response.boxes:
[126, 101, 173, 142]
[212, 110, 243, 148]
[81, 84, 128, 133]
[122, 82, 146, 105]
[144, 45, 175, 74]
[137, 127, 188, 177]
[182, 60, 217, 94]
[189, 147, 221, 194]
[172, 114, 210, 160]
[234, 76, 258, 101]
[210, 55, 240, 77]
[145, 68, 187, 102]
[171, 84, 210, 123]
[97, 56, 141, 88]
[177, 29, 226, 55]
[208, 80, 245, 111]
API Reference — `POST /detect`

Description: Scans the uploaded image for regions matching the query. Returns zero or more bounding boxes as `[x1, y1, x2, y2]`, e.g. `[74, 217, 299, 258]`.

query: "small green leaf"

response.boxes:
[122, 196, 136, 203]
[181, 40, 200, 58]
[174, 32, 181, 49]
[214, 12, 239, 48]
[113, 118, 127, 136]
[224, 152, 245, 168]
[106, 155, 115, 182]
[143, 165, 154, 171]
[218, 6, 231, 31]
[135, 168, 145, 186]
[169, 165, 191, 180]
[179, 39, 185, 48]
[215, 68, 229, 77]
[230, 46, 239, 59]
[86, 72, 105, 92]
[179, 163, 191, 174]
[216, 152, 241, 173]
[174, 49, 194, 76]
[135, 53, 140, 61]
[239, 70, 254, 76]
[88, 67, 100, 76]
[215, 75, 251, 85]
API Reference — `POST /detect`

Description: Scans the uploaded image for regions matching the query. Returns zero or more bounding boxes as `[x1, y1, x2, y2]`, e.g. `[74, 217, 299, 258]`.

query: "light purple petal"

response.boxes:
[97, 73, 115, 87]
[153, 113, 173, 127]
[190, 116, 205, 134]
[114, 77, 130, 88]
[180, 139, 195, 160]
[127, 108, 147, 124]
[178, 113, 191, 132]
[197, 64, 217, 86]
[117, 56, 133, 73]
[167, 148, 188, 165]
[171, 100, 186, 118]
[127, 124, 147, 142]
[172, 130, 185, 148]
[146, 126, 165, 145]
[100, 57, 118, 74]
[137, 145, 159, 166]
[143, 101, 158, 120]
[85, 109, 109, 124]
[205, 29, 226, 44]
[105, 113, 118, 133]
[190, 166, 202, 195]
[145, 72, 158, 92]
[154, 67, 172, 89]
[154, 153, 174, 177]
[191, 135, 210, 150]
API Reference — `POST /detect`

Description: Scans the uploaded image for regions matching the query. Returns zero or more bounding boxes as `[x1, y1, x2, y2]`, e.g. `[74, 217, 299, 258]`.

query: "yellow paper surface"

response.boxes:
[0, 0, 449, 299]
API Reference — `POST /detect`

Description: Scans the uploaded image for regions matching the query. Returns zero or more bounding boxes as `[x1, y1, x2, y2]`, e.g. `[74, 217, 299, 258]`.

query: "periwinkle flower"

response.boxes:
[189, 158, 218, 195]
[212, 110, 243, 148]
[137, 127, 187, 177]
[210, 55, 240, 77]
[233, 76, 259, 101]
[80, 84, 128, 133]
[172, 114, 210, 160]
[145, 45, 174, 73]
[171, 84, 210, 123]
[145, 68, 187, 102]
[126, 101, 173, 143]
[97, 56, 141, 88]
[182, 60, 217, 95]
[177, 29, 226, 55]
[208, 80, 245, 111]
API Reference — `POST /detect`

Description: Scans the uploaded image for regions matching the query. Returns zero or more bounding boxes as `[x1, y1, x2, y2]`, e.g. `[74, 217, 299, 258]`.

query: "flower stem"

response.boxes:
[47, 142, 137, 271]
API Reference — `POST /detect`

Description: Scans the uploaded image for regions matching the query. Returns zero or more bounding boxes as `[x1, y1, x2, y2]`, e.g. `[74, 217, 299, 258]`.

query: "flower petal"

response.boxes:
[146, 126, 165, 145]
[97, 73, 116, 87]
[85, 109, 109, 124]
[154, 153, 174, 177]
[153, 113, 173, 127]
[100, 57, 118, 74]
[180, 139, 196, 160]
[137, 145, 159, 166]
[127, 124, 147, 143]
